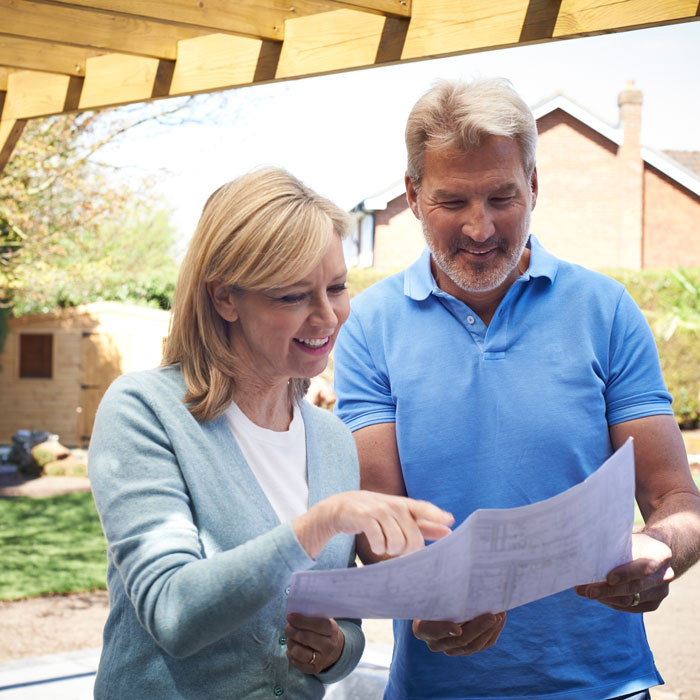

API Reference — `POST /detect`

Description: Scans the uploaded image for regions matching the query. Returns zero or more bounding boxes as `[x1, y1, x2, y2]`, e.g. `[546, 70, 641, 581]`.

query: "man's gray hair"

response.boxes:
[405, 77, 538, 187]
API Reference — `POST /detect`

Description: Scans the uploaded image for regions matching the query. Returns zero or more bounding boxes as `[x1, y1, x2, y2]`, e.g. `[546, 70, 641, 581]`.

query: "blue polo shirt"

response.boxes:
[334, 236, 671, 700]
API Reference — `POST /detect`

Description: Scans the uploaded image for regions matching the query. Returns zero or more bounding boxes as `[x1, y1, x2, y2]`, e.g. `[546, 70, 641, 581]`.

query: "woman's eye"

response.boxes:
[329, 283, 347, 295]
[279, 293, 305, 303]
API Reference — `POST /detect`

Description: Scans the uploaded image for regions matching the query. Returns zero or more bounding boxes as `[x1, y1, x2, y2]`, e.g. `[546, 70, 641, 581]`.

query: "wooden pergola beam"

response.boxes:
[0, 0, 698, 171]
[0, 35, 104, 76]
[0, 0, 210, 60]
[35, 0, 411, 42]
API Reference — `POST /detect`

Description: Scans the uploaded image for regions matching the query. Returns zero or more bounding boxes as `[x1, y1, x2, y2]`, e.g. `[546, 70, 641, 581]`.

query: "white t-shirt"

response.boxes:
[223, 400, 308, 523]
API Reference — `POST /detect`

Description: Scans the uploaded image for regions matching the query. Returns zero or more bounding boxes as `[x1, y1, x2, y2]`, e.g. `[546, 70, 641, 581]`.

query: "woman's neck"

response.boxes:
[231, 377, 293, 432]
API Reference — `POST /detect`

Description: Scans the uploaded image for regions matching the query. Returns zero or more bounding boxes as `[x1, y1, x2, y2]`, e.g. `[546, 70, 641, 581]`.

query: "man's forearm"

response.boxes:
[643, 491, 700, 577]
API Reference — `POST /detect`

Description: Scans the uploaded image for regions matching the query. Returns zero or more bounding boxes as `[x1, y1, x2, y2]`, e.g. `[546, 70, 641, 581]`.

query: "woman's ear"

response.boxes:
[207, 281, 239, 322]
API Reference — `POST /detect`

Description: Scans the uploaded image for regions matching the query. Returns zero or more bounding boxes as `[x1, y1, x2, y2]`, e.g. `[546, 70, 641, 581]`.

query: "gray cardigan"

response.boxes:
[89, 365, 364, 699]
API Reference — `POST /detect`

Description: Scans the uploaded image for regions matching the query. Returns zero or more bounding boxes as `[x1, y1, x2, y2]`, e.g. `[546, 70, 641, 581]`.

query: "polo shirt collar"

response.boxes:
[403, 235, 558, 301]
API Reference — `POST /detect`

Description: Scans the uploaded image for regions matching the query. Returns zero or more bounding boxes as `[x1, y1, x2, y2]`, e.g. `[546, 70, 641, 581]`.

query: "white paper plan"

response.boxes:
[287, 438, 635, 621]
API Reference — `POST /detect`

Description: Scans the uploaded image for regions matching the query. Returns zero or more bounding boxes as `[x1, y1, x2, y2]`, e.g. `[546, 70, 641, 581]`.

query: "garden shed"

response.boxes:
[0, 301, 169, 447]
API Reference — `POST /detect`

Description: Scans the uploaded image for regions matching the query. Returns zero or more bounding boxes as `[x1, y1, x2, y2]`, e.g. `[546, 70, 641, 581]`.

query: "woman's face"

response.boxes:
[224, 235, 350, 388]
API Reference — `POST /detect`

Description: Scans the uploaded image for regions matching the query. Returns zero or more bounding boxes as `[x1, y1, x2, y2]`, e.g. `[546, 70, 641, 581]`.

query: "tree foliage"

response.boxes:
[0, 106, 185, 321]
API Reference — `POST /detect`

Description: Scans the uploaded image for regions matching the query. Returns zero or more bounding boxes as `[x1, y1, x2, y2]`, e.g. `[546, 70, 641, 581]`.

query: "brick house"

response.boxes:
[349, 84, 700, 272]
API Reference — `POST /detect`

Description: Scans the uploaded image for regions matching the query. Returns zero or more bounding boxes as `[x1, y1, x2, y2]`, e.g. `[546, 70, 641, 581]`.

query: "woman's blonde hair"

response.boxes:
[406, 77, 538, 188]
[162, 166, 351, 422]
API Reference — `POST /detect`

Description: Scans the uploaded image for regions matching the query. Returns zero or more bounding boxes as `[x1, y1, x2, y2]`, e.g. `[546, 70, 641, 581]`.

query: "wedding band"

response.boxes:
[631, 592, 641, 607]
[310, 650, 317, 665]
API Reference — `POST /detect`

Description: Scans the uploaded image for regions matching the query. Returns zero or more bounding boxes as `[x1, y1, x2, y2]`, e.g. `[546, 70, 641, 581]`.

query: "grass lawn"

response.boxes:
[0, 491, 107, 600]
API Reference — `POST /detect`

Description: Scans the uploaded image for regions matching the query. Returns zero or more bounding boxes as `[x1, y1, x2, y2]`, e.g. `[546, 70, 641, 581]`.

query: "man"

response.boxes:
[334, 78, 700, 700]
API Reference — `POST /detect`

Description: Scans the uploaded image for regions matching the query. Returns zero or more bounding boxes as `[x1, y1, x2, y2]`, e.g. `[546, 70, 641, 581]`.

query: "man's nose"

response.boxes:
[461, 204, 494, 242]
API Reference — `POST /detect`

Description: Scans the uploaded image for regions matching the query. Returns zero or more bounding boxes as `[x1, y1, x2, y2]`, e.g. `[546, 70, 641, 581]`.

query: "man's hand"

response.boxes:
[285, 613, 344, 674]
[574, 532, 674, 612]
[412, 612, 506, 656]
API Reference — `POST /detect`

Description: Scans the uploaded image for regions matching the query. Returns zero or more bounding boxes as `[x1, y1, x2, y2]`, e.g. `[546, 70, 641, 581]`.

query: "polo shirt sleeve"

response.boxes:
[334, 308, 396, 431]
[604, 289, 673, 426]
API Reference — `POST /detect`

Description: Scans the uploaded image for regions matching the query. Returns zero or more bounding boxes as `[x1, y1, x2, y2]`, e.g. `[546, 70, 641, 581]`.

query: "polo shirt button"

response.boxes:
[279, 634, 287, 645]
[274, 686, 284, 696]
[284, 586, 290, 596]
[499, 309, 504, 316]
[466, 315, 475, 324]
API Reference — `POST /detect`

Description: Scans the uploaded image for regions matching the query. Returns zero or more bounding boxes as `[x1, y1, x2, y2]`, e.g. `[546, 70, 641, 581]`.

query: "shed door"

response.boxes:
[78, 332, 124, 445]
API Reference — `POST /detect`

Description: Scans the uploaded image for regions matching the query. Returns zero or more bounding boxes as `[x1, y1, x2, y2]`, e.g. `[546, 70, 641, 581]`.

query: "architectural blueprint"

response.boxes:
[286, 439, 635, 620]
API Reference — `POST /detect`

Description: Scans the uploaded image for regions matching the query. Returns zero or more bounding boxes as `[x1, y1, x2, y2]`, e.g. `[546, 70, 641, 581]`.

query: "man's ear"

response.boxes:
[207, 281, 238, 322]
[529, 167, 538, 211]
[405, 172, 421, 219]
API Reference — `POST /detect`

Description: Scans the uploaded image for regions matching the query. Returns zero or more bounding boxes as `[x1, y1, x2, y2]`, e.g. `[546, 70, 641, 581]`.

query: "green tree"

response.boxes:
[0, 105, 187, 323]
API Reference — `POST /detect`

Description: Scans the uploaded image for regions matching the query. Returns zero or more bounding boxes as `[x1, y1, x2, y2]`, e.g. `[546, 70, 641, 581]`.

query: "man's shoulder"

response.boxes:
[552, 257, 626, 300]
[350, 269, 409, 318]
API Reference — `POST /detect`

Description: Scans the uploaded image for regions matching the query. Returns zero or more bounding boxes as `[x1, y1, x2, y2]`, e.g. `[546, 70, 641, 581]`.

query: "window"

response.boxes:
[19, 334, 53, 378]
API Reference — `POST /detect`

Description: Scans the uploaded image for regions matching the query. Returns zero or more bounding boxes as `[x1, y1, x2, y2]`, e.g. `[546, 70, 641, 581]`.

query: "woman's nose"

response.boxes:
[310, 296, 337, 326]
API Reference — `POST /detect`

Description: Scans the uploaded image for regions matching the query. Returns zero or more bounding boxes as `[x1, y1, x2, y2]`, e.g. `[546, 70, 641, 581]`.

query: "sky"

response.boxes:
[98, 20, 700, 243]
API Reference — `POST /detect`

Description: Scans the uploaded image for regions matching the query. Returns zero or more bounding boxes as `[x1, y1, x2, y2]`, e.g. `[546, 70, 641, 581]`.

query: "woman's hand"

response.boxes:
[293, 491, 454, 560]
[285, 613, 344, 674]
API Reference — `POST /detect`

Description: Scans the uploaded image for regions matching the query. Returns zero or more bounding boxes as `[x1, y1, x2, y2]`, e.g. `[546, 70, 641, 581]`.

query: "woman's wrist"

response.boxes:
[293, 499, 338, 560]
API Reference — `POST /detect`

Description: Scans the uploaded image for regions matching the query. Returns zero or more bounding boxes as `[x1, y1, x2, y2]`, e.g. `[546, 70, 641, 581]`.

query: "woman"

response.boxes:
[88, 167, 453, 699]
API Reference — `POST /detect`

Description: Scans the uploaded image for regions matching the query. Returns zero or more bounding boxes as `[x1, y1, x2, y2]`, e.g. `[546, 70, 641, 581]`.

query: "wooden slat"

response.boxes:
[276, 8, 387, 79]
[0, 118, 26, 171]
[0, 0, 209, 60]
[0, 35, 102, 76]
[170, 34, 264, 95]
[402, 0, 532, 59]
[79, 54, 160, 109]
[553, 0, 700, 35]
[0, 67, 16, 91]
[3, 70, 70, 119]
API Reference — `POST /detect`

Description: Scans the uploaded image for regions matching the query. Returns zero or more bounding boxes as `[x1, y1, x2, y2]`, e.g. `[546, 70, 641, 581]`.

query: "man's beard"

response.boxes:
[419, 210, 530, 294]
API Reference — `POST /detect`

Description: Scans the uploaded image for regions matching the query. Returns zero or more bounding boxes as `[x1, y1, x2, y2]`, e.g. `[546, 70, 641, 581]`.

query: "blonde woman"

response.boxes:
[88, 167, 453, 699]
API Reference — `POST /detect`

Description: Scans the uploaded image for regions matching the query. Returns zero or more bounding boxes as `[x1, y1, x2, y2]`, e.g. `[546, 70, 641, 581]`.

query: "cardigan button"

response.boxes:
[273, 686, 284, 696]
[278, 635, 287, 646]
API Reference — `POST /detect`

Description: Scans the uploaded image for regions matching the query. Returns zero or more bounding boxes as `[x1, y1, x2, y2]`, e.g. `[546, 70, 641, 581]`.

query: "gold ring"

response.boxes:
[631, 592, 641, 607]
[310, 650, 317, 665]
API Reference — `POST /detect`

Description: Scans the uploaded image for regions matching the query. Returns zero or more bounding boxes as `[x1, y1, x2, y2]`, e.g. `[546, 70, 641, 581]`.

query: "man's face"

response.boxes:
[406, 135, 538, 304]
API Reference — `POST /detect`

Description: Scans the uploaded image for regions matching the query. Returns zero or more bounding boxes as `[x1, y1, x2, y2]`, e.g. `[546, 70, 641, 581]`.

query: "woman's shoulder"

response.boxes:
[101, 365, 187, 414]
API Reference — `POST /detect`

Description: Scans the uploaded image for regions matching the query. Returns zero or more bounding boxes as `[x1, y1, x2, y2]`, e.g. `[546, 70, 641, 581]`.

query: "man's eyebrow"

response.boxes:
[491, 183, 518, 194]
[432, 189, 462, 200]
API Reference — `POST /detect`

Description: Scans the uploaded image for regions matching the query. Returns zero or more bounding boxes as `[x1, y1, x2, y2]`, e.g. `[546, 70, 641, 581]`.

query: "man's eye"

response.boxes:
[491, 196, 512, 205]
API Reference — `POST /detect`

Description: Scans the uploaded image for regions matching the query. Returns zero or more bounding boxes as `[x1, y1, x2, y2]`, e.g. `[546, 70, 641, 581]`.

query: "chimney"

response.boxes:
[617, 80, 643, 148]
[616, 81, 644, 269]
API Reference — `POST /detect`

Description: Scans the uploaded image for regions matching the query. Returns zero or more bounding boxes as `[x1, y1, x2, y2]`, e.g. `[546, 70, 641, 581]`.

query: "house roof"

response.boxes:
[663, 150, 700, 178]
[355, 90, 700, 211]
[1, 4, 699, 173]
[533, 92, 700, 198]
[8, 301, 170, 328]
